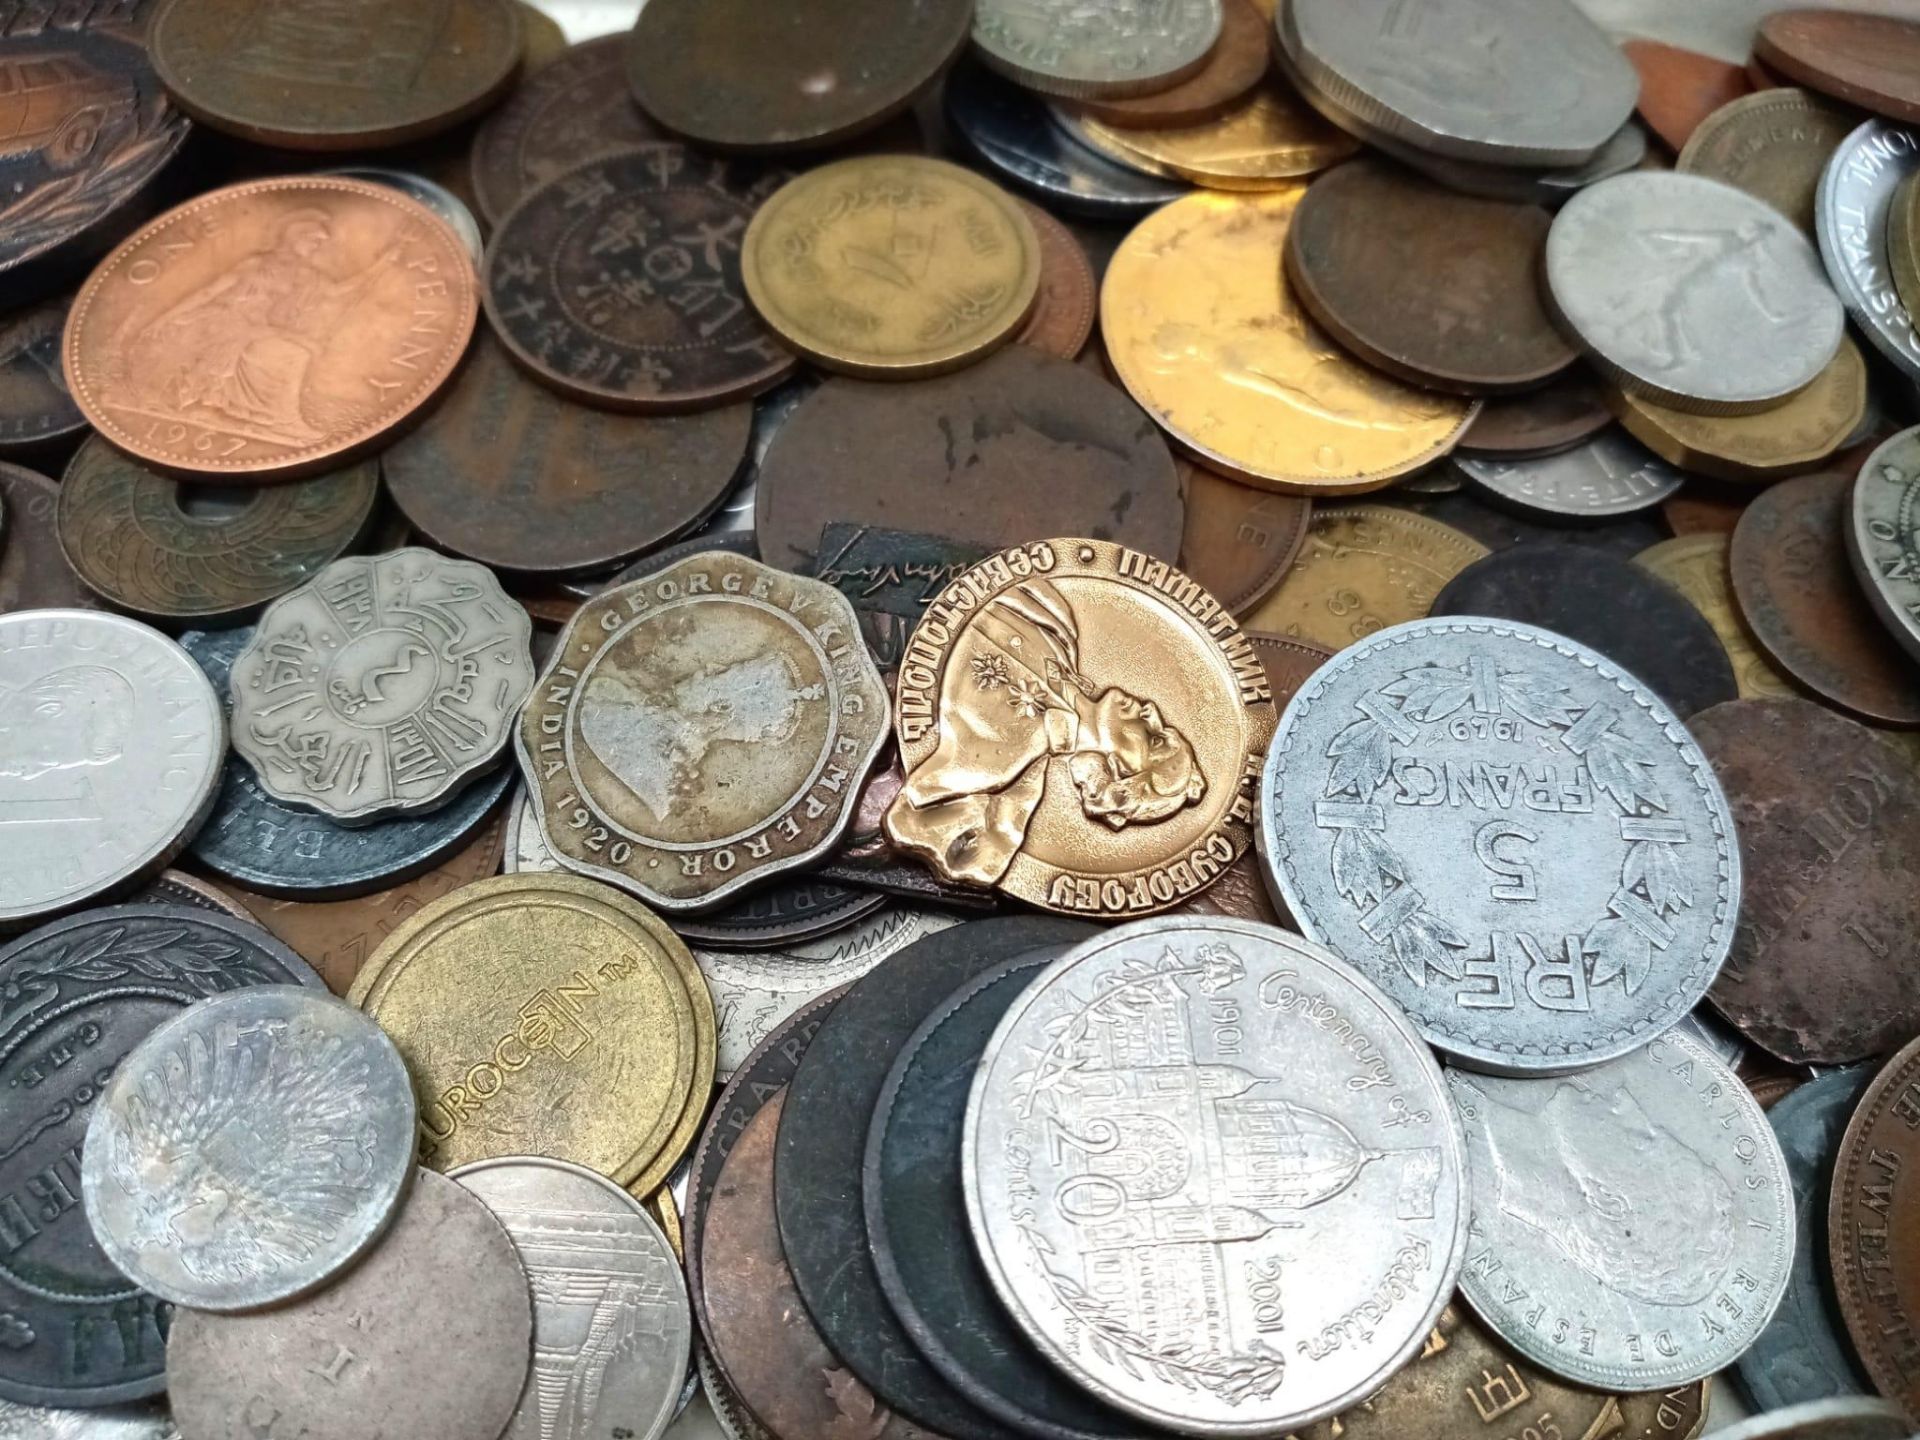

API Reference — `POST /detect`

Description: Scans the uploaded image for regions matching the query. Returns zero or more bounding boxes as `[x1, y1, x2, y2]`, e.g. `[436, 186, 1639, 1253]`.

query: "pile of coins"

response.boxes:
[5, 1, 1920, 1439]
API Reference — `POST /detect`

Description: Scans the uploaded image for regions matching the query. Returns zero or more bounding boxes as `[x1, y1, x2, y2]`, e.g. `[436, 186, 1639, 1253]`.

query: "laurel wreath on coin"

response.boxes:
[0, 926, 273, 1020]
[0, 97, 188, 260]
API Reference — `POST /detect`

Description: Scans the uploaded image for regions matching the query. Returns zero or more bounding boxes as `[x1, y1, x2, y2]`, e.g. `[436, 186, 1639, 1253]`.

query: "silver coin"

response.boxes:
[1847, 426, 1920, 662]
[972, 0, 1221, 100]
[701, 905, 958, 1079]
[0, 1398, 174, 1439]
[1707, 1397, 1910, 1440]
[1546, 172, 1845, 414]
[1259, 616, 1740, 1075]
[699, 1347, 772, 1440]
[166, 1170, 533, 1440]
[1450, 1028, 1793, 1388]
[0, 611, 223, 924]
[1818, 121, 1920, 388]
[1456, 429, 1683, 522]
[963, 916, 1467, 1435]
[452, 1157, 691, 1440]
[229, 548, 534, 826]
[82, 987, 416, 1312]
[321, 167, 485, 267]
[1282, 0, 1636, 167]
[504, 790, 559, 874]
[1674, 1007, 1745, 1067]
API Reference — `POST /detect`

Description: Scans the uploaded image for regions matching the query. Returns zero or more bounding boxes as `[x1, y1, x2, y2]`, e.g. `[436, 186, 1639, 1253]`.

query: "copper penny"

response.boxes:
[138, 867, 260, 923]
[1746, 1070, 1805, 1110]
[383, 334, 749, 575]
[1730, 470, 1920, 727]
[1177, 463, 1311, 614]
[1756, 11, 1920, 126]
[148, 0, 523, 150]
[1246, 630, 1335, 706]
[0, 296, 86, 458]
[469, 35, 661, 225]
[1622, 38, 1753, 151]
[1692, 697, 1920, 1064]
[64, 176, 477, 480]
[1456, 370, 1613, 459]
[0, 462, 94, 613]
[1665, 487, 1748, 536]
[1013, 201, 1096, 362]
[485, 145, 793, 413]
[1067, 0, 1270, 129]
[1285, 159, 1575, 395]
[754, 346, 1184, 574]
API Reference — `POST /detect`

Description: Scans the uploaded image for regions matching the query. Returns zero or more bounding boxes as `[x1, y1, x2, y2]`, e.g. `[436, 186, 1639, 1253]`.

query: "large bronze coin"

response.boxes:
[1177, 463, 1311, 615]
[1284, 159, 1574, 395]
[1730, 470, 1920, 727]
[625, 0, 969, 153]
[1756, 11, 1920, 126]
[0, 296, 86, 458]
[755, 346, 1183, 574]
[0, 463, 94, 613]
[148, 0, 524, 150]
[384, 334, 749, 575]
[1457, 370, 1612, 459]
[1622, 38, 1751, 151]
[485, 145, 793, 412]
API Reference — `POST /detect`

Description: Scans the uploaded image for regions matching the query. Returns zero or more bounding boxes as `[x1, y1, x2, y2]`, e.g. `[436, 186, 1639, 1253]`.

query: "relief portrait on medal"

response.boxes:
[0, 665, 133, 822]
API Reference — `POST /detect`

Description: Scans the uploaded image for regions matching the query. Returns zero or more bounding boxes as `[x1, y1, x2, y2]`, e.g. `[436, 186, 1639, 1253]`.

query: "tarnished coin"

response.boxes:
[517, 550, 887, 911]
[1666, 489, 1748, 537]
[1634, 534, 1796, 701]
[966, 918, 1467, 1433]
[1450, 1030, 1792, 1387]
[701, 1350, 773, 1440]
[1545, 172, 1844, 414]
[1261, 616, 1740, 1073]
[82, 987, 414, 1310]
[1755, 11, 1920, 124]
[1623, 38, 1752, 151]
[138, 868, 259, 923]
[1056, 85, 1356, 190]
[0, 906, 322, 1406]
[63, 177, 478, 480]
[0, 1397, 172, 1439]
[453, 1157, 691, 1440]
[58, 437, 377, 624]
[1014, 202, 1096, 361]
[166, 1170, 532, 1440]
[1415, 488, 1671, 560]
[972, 0, 1221, 100]
[319, 167, 484, 268]
[742, 156, 1040, 379]
[0, 611, 222, 923]
[1848, 427, 1920, 662]
[1677, 88, 1857, 236]
[485, 146, 794, 412]
[1457, 372, 1613, 460]
[1178, 466, 1311, 616]
[148, 0, 522, 150]
[1068, 0, 1269, 128]
[1712, 1399, 1910, 1440]
[0, 298, 86, 459]
[1457, 429, 1684, 521]
[0, 466, 96, 613]
[1816, 121, 1920, 386]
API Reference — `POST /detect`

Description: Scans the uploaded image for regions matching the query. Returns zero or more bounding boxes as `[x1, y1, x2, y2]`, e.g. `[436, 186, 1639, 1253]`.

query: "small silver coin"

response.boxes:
[0, 1398, 174, 1439]
[82, 987, 416, 1312]
[963, 916, 1467, 1435]
[229, 548, 534, 826]
[1847, 426, 1920, 662]
[0, 611, 223, 924]
[1546, 172, 1844, 414]
[452, 1157, 692, 1440]
[1816, 121, 1920, 387]
[1457, 429, 1684, 522]
[1708, 1397, 1910, 1440]
[504, 790, 559, 874]
[1259, 617, 1740, 1075]
[1450, 1030, 1793, 1388]
[321, 168, 485, 267]
[972, 0, 1221, 100]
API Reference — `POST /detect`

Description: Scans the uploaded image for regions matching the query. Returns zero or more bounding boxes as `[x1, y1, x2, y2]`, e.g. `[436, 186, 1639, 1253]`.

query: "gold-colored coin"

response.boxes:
[1676, 88, 1857, 237]
[1634, 534, 1795, 701]
[1059, 85, 1357, 190]
[741, 155, 1041, 379]
[1242, 504, 1488, 650]
[1610, 336, 1867, 483]
[1101, 188, 1478, 494]
[886, 538, 1277, 918]
[350, 873, 716, 1191]
[1891, 171, 1920, 329]
[644, 1186, 684, 1262]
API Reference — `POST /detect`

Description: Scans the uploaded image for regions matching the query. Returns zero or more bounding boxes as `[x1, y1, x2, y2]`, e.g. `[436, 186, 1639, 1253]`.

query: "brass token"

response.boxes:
[1058, 83, 1357, 191]
[1241, 504, 1489, 651]
[1101, 188, 1478, 494]
[741, 156, 1041, 379]
[1634, 535, 1797, 702]
[1676, 88, 1856, 236]
[885, 538, 1276, 917]
[349, 873, 715, 1191]
[1891, 171, 1920, 327]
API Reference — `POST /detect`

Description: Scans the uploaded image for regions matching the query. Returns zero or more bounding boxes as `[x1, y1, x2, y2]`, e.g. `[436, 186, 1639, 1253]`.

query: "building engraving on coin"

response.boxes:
[517, 551, 888, 911]
[1261, 618, 1739, 1073]
[230, 549, 533, 825]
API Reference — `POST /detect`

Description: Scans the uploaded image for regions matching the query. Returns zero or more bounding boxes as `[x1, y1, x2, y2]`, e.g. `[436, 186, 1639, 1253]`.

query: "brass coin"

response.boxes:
[1635, 534, 1797, 702]
[1891, 171, 1920, 327]
[1068, 0, 1271, 130]
[741, 156, 1041, 379]
[1060, 82, 1357, 190]
[886, 538, 1277, 917]
[1101, 188, 1478, 494]
[1013, 201, 1096, 361]
[349, 872, 715, 1191]
[1676, 88, 1857, 236]
[1177, 462, 1312, 614]
[1240, 504, 1489, 651]
[515, 1, 567, 68]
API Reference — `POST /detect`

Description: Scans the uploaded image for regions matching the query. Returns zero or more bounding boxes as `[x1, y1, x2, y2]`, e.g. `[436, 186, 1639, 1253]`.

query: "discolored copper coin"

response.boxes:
[1622, 39, 1753, 151]
[1067, 0, 1270, 130]
[383, 334, 750, 575]
[1013, 202, 1096, 362]
[1730, 471, 1920, 728]
[755, 346, 1184, 574]
[1755, 11, 1920, 126]
[1284, 159, 1575, 395]
[1177, 463, 1311, 614]
[626, 0, 969, 153]
[0, 463, 95, 613]
[0, 296, 86, 458]
[137, 868, 260, 924]
[485, 145, 793, 413]
[57, 435, 377, 623]
[1246, 630, 1335, 706]
[1456, 370, 1613, 459]
[148, 0, 524, 150]
[1666, 487, 1748, 536]
[1168, 848, 1286, 926]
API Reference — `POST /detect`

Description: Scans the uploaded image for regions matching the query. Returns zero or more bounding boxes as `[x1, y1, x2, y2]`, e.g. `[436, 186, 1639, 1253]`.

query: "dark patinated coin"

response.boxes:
[57, 436, 377, 624]
[1178, 464, 1311, 615]
[1285, 159, 1575, 395]
[776, 917, 1096, 1440]
[485, 144, 793, 413]
[148, 0, 523, 150]
[1456, 371, 1613, 460]
[1432, 543, 1739, 717]
[1756, 11, 1920, 126]
[0, 464, 94, 613]
[1413, 487, 1675, 561]
[383, 335, 749, 575]
[755, 347, 1183, 574]
[0, 905, 322, 1406]
[680, 879, 886, 950]
[0, 297, 86, 458]
[1731, 471, 1920, 728]
[135, 868, 259, 924]
[1693, 698, 1920, 1064]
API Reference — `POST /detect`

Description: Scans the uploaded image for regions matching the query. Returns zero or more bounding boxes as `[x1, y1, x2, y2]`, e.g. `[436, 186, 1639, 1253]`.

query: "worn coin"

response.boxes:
[0, 466, 94, 613]
[1634, 534, 1796, 701]
[1665, 488, 1748, 536]
[1678, 88, 1857, 236]
[138, 868, 258, 923]
[1713, 1399, 1910, 1440]
[0, 298, 86, 459]
[166, 1169, 532, 1440]
[1068, 0, 1269, 128]
[1178, 465, 1311, 616]
[319, 167, 484, 268]
[701, 1349, 774, 1440]
[1457, 428, 1684, 522]
[1755, 11, 1920, 124]
[0, 905, 322, 1405]
[1622, 38, 1752, 151]
[1457, 372, 1614, 460]
[82, 987, 414, 1310]
[1262, 616, 1740, 1073]
[1848, 427, 1920, 662]
[1415, 487, 1673, 559]
[0, 1397, 172, 1439]
[57, 437, 377, 624]
[973, 0, 1221, 100]
[453, 1156, 691, 1440]
[1816, 121, 1920, 386]
[1894, 172, 1920, 322]
[1013, 202, 1096, 361]
[1058, 84, 1357, 190]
